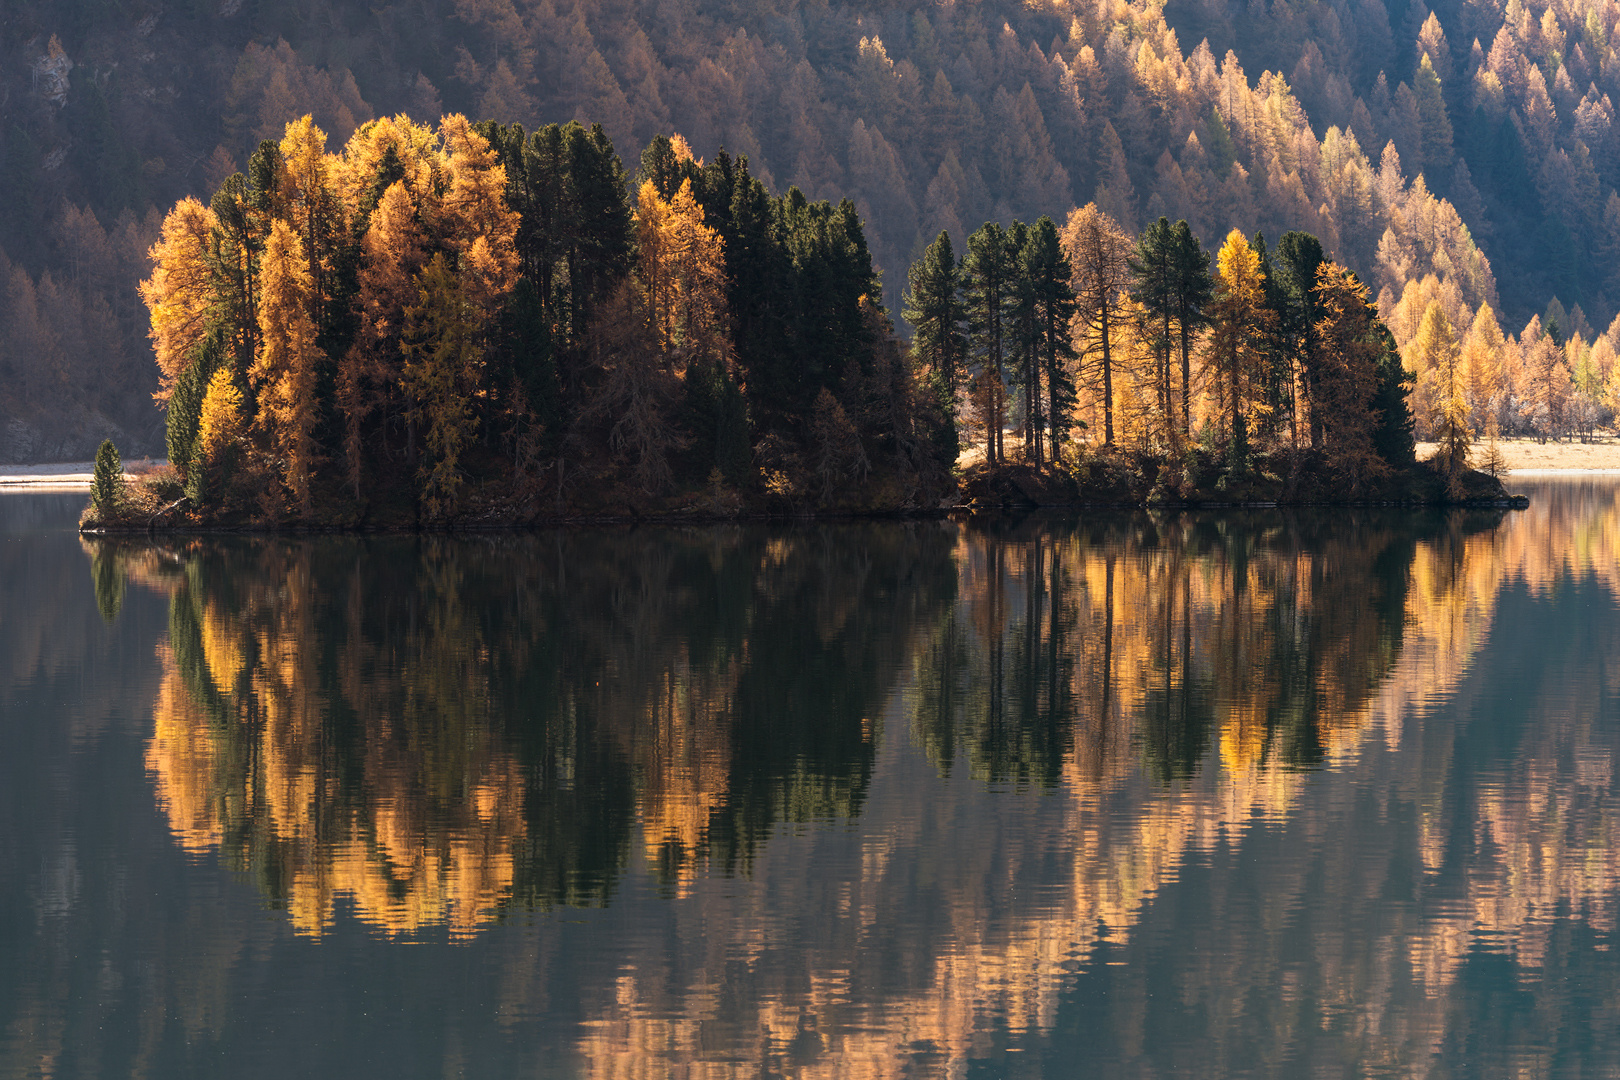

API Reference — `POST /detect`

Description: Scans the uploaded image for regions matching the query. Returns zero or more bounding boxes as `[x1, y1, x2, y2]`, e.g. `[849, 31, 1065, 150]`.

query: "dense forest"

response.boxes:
[6, 0, 1620, 466]
[120, 114, 955, 522]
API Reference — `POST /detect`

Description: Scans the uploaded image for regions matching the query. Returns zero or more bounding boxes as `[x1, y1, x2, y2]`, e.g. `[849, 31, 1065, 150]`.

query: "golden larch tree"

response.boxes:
[1062, 203, 1133, 447]
[141, 197, 221, 401]
[254, 217, 326, 514]
[277, 115, 344, 322]
[1206, 229, 1275, 465]
[1311, 264, 1387, 488]
[196, 366, 245, 475]
[634, 178, 727, 363]
[1412, 302, 1471, 482]
[438, 114, 520, 319]
[1461, 304, 1504, 435]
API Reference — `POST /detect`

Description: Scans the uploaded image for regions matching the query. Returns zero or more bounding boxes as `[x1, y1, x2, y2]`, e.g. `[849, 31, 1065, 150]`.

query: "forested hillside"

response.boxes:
[2, 0, 1617, 459]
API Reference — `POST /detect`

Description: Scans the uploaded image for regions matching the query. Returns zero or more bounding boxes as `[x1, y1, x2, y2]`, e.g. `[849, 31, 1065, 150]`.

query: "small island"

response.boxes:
[83, 113, 1512, 532]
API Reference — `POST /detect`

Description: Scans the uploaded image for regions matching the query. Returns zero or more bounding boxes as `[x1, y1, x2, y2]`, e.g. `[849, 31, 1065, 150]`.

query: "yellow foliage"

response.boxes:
[1207, 228, 1275, 450]
[196, 365, 244, 470]
[1461, 304, 1505, 435]
[438, 114, 520, 317]
[1215, 228, 1262, 305]
[140, 197, 219, 401]
[253, 218, 325, 514]
[634, 178, 728, 361]
[333, 113, 442, 212]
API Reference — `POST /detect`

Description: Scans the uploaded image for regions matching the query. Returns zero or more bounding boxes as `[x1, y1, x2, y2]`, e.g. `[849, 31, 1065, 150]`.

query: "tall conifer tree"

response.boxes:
[1130, 216, 1180, 448]
[1022, 217, 1077, 461]
[1064, 204, 1133, 448]
[1169, 221, 1213, 438]
[963, 222, 1011, 465]
[902, 230, 967, 420]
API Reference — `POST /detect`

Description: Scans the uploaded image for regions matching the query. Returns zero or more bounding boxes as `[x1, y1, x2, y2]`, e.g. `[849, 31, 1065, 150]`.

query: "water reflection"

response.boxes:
[96, 527, 955, 937]
[912, 510, 1500, 786]
[56, 482, 1620, 1075]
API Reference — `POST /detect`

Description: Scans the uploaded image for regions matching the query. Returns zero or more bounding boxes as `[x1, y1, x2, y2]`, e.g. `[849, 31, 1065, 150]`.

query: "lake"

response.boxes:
[3, 480, 1619, 1078]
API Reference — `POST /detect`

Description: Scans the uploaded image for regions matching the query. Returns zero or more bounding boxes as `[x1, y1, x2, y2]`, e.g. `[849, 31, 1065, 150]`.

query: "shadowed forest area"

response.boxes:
[7, 0, 1620, 469]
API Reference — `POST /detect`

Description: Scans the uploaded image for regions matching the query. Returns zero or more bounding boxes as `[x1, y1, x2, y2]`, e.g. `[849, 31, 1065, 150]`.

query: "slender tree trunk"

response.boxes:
[1047, 330, 1061, 463]
[1101, 302, 1114, 447]
[1179, 317, 1192, 440]
[1025, 336, 1037, 465]
[1163, 307, 1175, 451]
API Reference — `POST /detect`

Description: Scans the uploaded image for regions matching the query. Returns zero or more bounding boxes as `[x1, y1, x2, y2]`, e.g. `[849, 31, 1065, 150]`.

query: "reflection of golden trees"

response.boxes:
[98, 486, 1620, 1074]
[136, 527, 952, 937]
[915, 512, 1452, 787]
[572, 490, 1620, 1078]
[146, 546, 528, 939]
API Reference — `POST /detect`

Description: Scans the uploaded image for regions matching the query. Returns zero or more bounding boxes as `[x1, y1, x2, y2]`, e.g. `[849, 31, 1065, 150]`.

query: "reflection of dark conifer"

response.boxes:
[90, 544, 126, 624]
[1138, 558, 1216, 782]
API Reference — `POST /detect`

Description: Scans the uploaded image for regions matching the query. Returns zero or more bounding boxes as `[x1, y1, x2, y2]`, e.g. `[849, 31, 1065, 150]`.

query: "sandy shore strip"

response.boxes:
[10, 440, 1620, 492]
[0, 462, 152, 489]
[1418, 437, 1620, 473]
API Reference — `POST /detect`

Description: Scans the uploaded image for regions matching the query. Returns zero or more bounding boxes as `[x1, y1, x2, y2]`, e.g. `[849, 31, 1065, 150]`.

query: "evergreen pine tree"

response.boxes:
[963, 222, 1012, 466]
[1130, 216, 1180, 448]
[1005, 220, 1039, 462]
[1169, 221, 1213, 438]
[165, 334, 221, 487]
[902, 231, 967, 400]
[1372, 322, 1417, 468]
[91, 440, 124, 523]
[1275, 231, 1326, 447]
[1023, 216, 1078, 461]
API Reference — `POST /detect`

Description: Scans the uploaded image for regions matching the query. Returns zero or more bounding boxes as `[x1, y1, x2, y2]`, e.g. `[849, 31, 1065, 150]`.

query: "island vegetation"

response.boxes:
[79, 109, 1516, 530]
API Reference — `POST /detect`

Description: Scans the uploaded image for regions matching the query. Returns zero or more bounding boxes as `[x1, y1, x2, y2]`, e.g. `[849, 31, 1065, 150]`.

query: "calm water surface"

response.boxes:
[4, 481, 1620, 1077]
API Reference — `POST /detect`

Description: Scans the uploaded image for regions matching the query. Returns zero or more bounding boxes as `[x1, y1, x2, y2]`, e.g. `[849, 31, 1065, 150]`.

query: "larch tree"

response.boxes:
[1206, 229, 1276, 470]
[253, 217, 326, 515]
[142, 197, 222, 401]
[634, 178, 727, 362]
[1461, 304, 1505, 435]
[194, 365, 246, 502]
[276, 116, 345, 332]
[1063, 203, 1133, 448]
[1311, 264, 1387, 488]
[1519, 329, 1573, 441]
[1405, 299, 1453, 439]
[196, 366, 245, 471]
[438, 114, 521, 320]
[1413, 302, 1472, 484]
